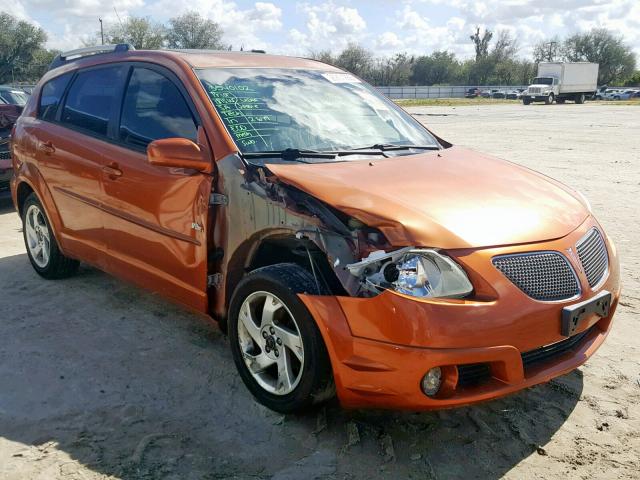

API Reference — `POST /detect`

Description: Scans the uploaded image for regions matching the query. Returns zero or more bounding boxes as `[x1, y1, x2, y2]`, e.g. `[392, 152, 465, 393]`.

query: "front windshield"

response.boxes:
[0, 90, 29, 106]
[197, 68, 438, 154]
[532, 77, 553, 85]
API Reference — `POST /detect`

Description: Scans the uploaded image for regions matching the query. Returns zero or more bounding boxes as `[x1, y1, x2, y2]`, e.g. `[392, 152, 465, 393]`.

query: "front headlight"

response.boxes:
[394, 250, 473, 298]
[346, 248, 473, 298]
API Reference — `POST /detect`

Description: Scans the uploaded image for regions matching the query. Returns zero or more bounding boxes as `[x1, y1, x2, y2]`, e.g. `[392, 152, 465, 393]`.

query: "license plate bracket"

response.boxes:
[561, 290, 611, 337]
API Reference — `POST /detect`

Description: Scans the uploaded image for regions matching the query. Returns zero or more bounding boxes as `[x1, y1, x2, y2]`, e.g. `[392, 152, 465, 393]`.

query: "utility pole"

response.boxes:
[545, 41, 557, 62]
[99, 18, 104, 45]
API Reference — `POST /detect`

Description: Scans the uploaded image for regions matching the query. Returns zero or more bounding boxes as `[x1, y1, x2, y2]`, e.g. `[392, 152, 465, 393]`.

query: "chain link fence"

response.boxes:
[377, 85, 528, 99]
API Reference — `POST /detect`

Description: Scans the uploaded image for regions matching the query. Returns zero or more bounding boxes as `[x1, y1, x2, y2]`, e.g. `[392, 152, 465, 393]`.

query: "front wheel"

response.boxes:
[22, 193, 79, 279]
[228, 263, 334, 413]
[545, 93, 554, 105]
[522, 97, 531, 105]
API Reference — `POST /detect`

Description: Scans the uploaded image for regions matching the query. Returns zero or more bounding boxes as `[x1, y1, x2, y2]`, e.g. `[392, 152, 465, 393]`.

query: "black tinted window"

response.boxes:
[61, 67, 125, 136]
[119, 68, 196, 148]
[38, 73, 72, 121]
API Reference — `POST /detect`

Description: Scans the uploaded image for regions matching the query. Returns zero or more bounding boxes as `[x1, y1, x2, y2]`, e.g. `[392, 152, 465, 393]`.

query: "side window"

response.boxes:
[61, 66, 125, 137]
[38, 73, 72, 122]
[119, 68, 197, 149]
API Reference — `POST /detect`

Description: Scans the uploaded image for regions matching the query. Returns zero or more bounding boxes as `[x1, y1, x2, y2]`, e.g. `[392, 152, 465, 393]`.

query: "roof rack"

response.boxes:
[48, 44, 135, 71]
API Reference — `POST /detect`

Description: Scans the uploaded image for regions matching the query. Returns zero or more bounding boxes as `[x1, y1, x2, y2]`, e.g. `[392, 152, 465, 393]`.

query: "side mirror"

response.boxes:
[147, 138, 210, 172]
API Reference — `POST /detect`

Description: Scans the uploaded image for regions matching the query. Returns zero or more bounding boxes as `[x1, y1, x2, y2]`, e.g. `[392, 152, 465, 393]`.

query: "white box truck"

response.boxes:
[522, 62, 599, 105]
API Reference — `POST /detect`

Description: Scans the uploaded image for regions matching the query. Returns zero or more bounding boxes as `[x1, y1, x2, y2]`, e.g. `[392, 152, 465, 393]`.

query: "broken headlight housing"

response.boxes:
[347, 248, 473, 298]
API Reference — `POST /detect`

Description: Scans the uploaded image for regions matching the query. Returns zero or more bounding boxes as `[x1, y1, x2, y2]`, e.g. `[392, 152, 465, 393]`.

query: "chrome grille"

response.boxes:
[493, 252, 579, 301]
[528, 87, 541, 94]
[576, 228, 608, 287]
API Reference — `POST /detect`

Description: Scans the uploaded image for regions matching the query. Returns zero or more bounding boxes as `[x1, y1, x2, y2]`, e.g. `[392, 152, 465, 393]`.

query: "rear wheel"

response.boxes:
[545, 93, 554, 105]
[22, 193, 79, 279]
[575, 93, 585, 104]
[557, 98, 566, 104]
[228, 263, 334, 413]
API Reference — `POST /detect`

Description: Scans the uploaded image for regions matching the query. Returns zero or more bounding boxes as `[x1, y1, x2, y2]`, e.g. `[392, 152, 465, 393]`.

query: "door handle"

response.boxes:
[39, 141, 55, 155]
[102, 163, 123, 179]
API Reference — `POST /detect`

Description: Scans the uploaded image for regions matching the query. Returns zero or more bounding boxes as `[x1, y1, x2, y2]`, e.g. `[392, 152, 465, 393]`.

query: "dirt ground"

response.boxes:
[0, 103, 638, 480]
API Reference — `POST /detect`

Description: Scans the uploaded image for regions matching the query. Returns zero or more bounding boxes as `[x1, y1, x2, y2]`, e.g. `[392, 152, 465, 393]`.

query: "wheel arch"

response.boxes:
[219, 231, 345, 331]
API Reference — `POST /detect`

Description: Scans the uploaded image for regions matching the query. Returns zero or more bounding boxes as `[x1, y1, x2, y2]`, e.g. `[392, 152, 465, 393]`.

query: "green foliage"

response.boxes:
[561, 29, 636, 85]
[105, 16, 165, 50]
[623, 71, 640, 87]
[411, 51, 459, 85]
[0, 12, 48, 83]
[167, 11, 227, 50]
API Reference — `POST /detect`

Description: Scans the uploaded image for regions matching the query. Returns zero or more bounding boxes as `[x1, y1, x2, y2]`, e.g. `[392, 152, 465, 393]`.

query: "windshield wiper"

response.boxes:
[242, 148, 336, 163]
[241, 147, 389, 162]
[351, 143, 440, 151]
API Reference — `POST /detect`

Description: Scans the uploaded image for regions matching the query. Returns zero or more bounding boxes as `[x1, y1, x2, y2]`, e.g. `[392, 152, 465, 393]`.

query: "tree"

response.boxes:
[532, 38, 561, 62]
[372, 53, 414, 86]
[470, 26, 493, 61]
[15, 48, 60, 82]
[308, 50, 335, 65]
[105, 16, 165, 50]
[624, 71, 640, 87]
[333, 43, 374, 80]
[410, 51, 459, 85]
[562, 28, 636, 85]
[0, 12, 47, 83]
[167, 11, 226, 50]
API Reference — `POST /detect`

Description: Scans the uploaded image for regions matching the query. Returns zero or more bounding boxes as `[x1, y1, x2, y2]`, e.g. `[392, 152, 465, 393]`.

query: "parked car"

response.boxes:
[610, 90, 637, 100]
[0, 87, 27, 199]
[634, 91, 640, 98]
[11, 45, 620, 413]
[592, 86, 608, 100]
[492, 90, 506, 99]
[505, 90, 521, 100]
[602, 89, 623, 100]
[464, 87, 480, 98]
[480, 89, 492, 98]
[0, 86, 30, 107]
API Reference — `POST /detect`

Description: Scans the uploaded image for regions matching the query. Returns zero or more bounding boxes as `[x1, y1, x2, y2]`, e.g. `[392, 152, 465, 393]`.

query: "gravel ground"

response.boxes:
[0, 103, 638, 479]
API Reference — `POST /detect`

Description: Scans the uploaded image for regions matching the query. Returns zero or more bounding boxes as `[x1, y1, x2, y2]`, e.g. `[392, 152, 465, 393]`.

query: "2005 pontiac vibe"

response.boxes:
[10, 45, 620, 413]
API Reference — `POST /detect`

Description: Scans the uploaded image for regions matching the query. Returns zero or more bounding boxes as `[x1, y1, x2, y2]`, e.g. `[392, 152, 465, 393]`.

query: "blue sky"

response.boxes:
[6, 0, 640, 59]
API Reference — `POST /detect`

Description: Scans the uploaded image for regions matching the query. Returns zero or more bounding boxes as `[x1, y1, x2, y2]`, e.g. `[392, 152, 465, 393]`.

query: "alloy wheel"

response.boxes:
[237, 291, 305, 395]
[25, 204, 51, 268]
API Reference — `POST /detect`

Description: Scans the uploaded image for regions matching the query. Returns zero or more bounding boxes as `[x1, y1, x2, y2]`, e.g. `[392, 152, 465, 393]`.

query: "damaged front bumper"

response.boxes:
[299, 217, 621, 410]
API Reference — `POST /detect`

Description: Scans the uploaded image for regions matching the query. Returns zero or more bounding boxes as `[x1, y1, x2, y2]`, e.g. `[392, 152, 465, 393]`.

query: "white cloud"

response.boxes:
[2, 0, 639, 59]
[284, 2, 367, 53]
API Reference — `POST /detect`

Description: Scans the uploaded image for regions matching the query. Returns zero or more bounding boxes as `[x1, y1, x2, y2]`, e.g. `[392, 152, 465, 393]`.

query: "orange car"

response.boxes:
[10, 45, 620, 413]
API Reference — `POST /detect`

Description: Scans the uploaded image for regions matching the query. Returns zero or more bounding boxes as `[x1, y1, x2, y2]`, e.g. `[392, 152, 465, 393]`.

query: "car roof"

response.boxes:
[165, 50, 341, 71]
[51, 48, 342, 73]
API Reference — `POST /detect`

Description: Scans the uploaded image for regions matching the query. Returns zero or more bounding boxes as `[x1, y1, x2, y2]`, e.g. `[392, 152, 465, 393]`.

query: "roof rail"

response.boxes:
[48, 44, 135, 71]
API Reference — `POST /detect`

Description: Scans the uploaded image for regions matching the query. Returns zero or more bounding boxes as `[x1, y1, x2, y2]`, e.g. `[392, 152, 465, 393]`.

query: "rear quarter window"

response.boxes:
[38, 73, 73, 121]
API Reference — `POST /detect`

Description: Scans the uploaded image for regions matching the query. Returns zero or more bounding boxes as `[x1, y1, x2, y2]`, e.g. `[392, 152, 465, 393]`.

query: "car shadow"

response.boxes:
[0, 253, 583, 479]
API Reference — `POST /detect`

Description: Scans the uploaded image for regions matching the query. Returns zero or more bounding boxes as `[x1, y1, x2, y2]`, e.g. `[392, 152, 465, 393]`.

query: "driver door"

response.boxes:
[101, 65, 213, 312]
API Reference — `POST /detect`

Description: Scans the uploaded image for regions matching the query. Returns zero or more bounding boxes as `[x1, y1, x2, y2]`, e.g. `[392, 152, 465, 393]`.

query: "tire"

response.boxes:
[545, 93, 554, 105]
[575, 93, 585, 104]
[557, 98, 566, 104]
[228, 263, 334, 413]
[522, 97, 531, 105]
[22, 193, 79, 279]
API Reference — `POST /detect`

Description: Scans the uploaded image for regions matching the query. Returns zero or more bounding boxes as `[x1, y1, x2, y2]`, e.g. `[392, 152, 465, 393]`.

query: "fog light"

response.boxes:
[421, 367, 442, 397]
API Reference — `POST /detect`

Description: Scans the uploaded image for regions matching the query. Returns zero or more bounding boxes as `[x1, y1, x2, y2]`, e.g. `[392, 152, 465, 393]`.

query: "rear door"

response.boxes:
[101, 64, 213, 312]
[32, 66, 127, 267]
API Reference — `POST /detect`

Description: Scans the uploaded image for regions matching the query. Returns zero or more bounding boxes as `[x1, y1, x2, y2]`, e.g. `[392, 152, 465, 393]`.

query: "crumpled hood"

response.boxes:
[266, 146, 589, 249]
